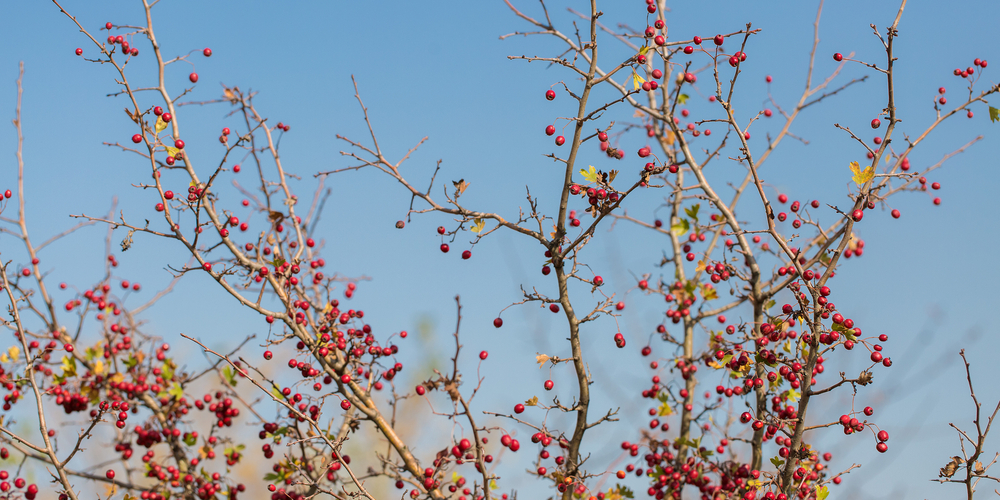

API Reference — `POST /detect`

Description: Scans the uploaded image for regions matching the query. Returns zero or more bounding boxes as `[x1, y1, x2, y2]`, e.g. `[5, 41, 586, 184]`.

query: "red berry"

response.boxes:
[75, 48, 83, 56]
[203, 48, 212, 57]
[852, 209, 863, 221]
[514, 403, 525, 414]
[174, 139, 185, 149]
[105, 22, 113, 30]
[131, 134, 142, 143]
[440, 243, 449, 253]
[189, 72, 199, 83]
[555, 135, 565, 146]
[545, 125, 555, 136]
[891, 209, 900, 219]
[545, 90, 556, 101]
[713, 35, 724, 46]
[833, 53, 843, 61]
[479, 351, 488, 360]
[493, 318, 503, 328]
[106, 470, 115, 479]
[461, 250, 471, 260]
[871, 118, 881, 129]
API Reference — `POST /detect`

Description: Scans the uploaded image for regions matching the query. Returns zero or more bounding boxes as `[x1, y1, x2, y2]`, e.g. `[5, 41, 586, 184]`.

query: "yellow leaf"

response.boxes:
[94, 359, 106, 375]
[701, 285, 718, 301]
[657, 402, 673, 416]
[471, 218, 486, 234]
[638, 46, 650, 56]
[0, 354, 7, 363]
[536, 353, 550, 368]
[632, 71, 646, 91]
[849, 161, 874, 186]
[695, 260, 707, 272]
[524, 396, 539, 407]
[579, 165, 599, 183]
[166, 146, 181, 158]
[155, 116, 168, 133]
[108, 372, 125, 385]
[7, 346, 19, 362]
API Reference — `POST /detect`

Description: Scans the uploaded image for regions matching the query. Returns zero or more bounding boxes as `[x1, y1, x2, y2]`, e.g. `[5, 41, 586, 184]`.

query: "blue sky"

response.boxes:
[1, 1, 998, 498]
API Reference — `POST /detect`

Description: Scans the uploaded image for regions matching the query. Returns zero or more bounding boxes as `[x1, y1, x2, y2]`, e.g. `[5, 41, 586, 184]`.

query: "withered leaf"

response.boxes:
[452, 179, 470, 198]
[524, 395, 539, 407]
[125, 107, 138, 123]
[608, 170, 618, 183]
[268, 211, 285, 223]
[536, 353, 550, 368]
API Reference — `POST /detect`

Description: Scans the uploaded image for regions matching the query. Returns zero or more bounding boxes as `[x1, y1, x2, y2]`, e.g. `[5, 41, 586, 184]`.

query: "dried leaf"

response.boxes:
[940, 456, 963, 478]
[849, 161, 874, 186]
[608, 170, 618, 183]
[536, 353, 550, 368]
[268, 211, 285, 223]
[975, 460, 985, 474]
[662, 130, 675, 146]
[124, 108, 138, 123]
[223, 87, 239, 103]
[452, 179, 470, 198]
[470, 218, 486, 234]
[524, 395, 539, 406]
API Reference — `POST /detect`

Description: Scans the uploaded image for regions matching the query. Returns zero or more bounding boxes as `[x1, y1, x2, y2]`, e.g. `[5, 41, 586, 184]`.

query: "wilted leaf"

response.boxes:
[535, 353, 550, 368]
[223, 87, 239, 103]
[663, 130, 675, 146]
[524, 396, 539, 407]
[470, 218, 486, 234]
[849, 161, 874, 186]
[124, 108, 138, 123]
[940, 456, 963, 478]
[700, 284, 718, 301]
[608, 169, 618, 183]
[990, 106, 999, 123]
[695, 260, 707, 272]
[579, 165, 599, 183]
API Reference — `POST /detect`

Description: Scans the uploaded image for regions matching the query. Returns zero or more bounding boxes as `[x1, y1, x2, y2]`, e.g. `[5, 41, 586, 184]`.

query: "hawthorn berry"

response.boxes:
[833, 52, 843, 61]
[545, 125, 555, 136]
[203, 48, 212, 57]
[131, 134, 142, 143]
[75, 48, 83, 56]
[440, 243, 449, 253]
[713, 34, 724, 45]
[189, 73, 199, 83]
[871, 118, 881, 129]
[545, 90, 556, 101]
[555, 135, 565, 146]
[461, 250, 471, 260]
[493, 318, 503, 328]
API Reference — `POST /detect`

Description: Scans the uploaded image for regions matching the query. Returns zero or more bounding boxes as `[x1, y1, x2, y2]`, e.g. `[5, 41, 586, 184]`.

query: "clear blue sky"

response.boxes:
[1, 1, 998, 498]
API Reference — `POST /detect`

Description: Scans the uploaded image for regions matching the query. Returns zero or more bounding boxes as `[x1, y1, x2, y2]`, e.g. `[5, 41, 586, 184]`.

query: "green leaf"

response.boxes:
[670, 218, 690, 236]
[786, 388, 800, 403]
[61, 356, 77, 378]
[721, 354, 733, 367]
[764, 299, 776, 311]
[184, 433, 197, 447]
[989, 106, 999, 123]
[817, 485, 830, 500]
[223, 366, 238, 386]
[161, 361, 174, 381]
[615, 484, 635, 499]
[579, 165, 599, 183]
[684, 204, 700, 221]
[167, 383, 184, 400]
[771, 457, 785, 468]
[657, 402, 673, 416]
[678, 94, 689, 105]
[638, 46, 650, 56]
[271, 257, 286, 269]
